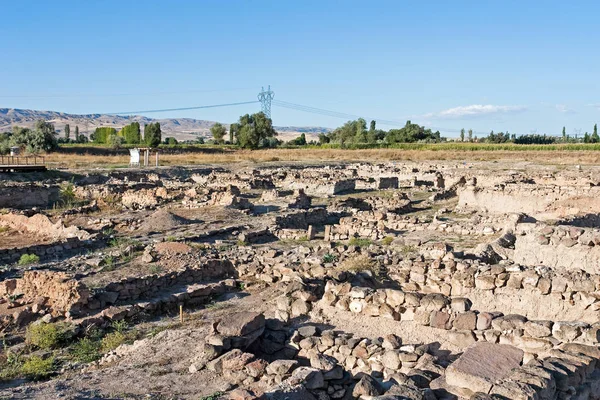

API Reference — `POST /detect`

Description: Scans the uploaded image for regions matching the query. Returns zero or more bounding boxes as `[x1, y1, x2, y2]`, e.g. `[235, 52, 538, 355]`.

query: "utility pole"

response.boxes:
[257, 85, 274, 118]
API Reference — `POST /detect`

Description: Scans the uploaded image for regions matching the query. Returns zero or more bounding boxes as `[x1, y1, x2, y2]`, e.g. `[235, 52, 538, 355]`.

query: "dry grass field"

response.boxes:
[42, 147, 600, 169]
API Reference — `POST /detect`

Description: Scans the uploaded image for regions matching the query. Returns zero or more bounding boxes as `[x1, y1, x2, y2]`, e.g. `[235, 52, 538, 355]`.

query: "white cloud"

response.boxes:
[555, 104, 575, 114]
[425, 104, 527, 119]
[588, 103, 600, 110]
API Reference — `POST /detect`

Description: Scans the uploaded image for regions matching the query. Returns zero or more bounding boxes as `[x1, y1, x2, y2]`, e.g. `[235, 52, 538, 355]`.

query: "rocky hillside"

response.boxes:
[0, 108, 330, 142]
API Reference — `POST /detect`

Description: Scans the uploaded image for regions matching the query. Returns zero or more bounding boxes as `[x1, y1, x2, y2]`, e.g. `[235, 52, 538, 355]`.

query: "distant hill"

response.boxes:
[0, 108, 331, 142]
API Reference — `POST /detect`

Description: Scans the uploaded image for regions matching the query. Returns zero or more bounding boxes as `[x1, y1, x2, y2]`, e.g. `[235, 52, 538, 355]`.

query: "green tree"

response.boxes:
[91, 127, 117, 144]
[107, 133, 124, 149]
[119, 122, 141, 144]
[234, 112, 277, 149]
[64, 124, 70, 140]
[369, 120, 376, 132]
[562, 126, 566, 142]
[318, 133, 330, 145]
[592, 127, 600, 143]
[164, 137, 178, 145]
[11, 120, 58, 153]
[289, 133, 306, 146]
[210, 122, 227, 144]
[74, 125, 80, 142]
[355, 118, 367, 143]
[467, 129, 473, 142]
[144, 122, 162, 147]
[584, 132, 590, 143]
[385, 121, 441, 143]
[460, 128, 465, 142]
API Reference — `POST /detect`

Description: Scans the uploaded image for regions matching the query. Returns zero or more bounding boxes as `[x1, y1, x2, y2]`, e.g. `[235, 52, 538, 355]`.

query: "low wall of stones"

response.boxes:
[0, 237, 92, 265]
[274, 208, 328, 230]
[92, 259, 236, 307]
[324, 211, 502, 241]
[457, 183, 600, 218]
[272, 228, 310, 241]
[323, 282, 599, 355]
[0, 184, 60, 209]
[388, 258, 600, 323]
[283, 179, 356, 196]
[511, 223, 600, 274]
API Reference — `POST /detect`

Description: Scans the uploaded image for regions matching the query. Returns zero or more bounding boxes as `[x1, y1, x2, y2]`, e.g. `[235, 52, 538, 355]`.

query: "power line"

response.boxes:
[0, 87, 257, 99]
[273, 99, 403, 127]
[274, 99, 489, 135]
[107, 101, 260, 116]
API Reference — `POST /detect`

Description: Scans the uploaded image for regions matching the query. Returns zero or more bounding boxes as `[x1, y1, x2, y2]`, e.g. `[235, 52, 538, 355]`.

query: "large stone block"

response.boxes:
[445, 342, 524, 394]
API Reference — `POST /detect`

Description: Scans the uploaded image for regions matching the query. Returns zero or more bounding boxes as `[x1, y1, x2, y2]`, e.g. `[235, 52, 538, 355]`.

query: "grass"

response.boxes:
[400, 245, 418, 255]
[69, 321, 135, 363]
[18, 253, 40, 265]
[199, 392, 224, 400]
[381, 236, 394, 246]
[337, 254, 379, 277]
[39, 145, 600, 169]
[145, 323, 181, 339]
[148, 264, 162, 274]
[348, 237, 373, 247]
[322, 253, 338, 263]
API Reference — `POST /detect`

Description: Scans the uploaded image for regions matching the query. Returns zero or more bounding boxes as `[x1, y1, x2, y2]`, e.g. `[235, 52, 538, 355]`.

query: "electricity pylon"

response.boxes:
[257, 85, 274, 118]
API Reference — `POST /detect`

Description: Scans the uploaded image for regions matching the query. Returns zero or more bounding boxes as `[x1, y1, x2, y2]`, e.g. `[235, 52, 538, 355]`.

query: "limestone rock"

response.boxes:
[445, 342, 523, 394]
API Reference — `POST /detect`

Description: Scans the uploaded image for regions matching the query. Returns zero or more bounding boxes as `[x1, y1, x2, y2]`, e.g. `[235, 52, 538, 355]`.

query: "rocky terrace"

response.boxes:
[0, 160, 600, 400]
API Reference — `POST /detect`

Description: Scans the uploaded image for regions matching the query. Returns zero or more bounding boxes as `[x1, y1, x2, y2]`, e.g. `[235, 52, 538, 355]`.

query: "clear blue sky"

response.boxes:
[1, 0, 599, 137]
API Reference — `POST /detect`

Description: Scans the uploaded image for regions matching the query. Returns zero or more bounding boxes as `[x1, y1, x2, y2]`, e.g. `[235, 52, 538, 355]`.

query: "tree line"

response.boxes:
[2, 115, 600, 154]
[90, 122, 163, 148]
[209, 116, 443, 149]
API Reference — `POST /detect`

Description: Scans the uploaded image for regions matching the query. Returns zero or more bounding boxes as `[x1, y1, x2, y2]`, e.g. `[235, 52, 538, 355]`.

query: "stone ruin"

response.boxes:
[1, 161, 600, 399]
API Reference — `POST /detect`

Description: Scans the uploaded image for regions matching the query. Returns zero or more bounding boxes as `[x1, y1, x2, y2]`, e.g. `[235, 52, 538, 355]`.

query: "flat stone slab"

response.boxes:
[445, 342, 523, 394]
[217, 311, 265, 337]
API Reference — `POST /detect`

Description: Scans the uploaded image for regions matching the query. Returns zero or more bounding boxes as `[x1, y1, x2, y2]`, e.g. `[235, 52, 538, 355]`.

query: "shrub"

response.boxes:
[26, 323, 70, 349]
[200, 393, 223, 400]
[20, 356, 54, 380]
[0, 351, 24, 380]
[100, 331, 127, 352]
[58, 180, 76, 208]
[18, 253, 40, 265]
[70, 337, 102, 363]
[148, 264, 162, 274]
[322, 253, 338, 263]
[381, 236, 394, 246]
[348, 237, 373, 247]
[338, 254, 378, 276]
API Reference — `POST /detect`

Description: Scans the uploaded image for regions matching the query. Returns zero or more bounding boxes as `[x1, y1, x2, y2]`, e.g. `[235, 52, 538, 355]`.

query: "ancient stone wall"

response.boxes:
[0, 270, 90, 315]
[0, 237, 90, 264]
[0, 184, 59, 208]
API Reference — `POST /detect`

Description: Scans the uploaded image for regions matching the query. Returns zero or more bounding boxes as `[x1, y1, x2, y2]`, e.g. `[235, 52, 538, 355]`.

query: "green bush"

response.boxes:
[26, 323, 70, 349]
[322, 253, 338, 263]
[18, 253, 40, 265]
[348, 237, 373, 247]
[100, 331, 129, 352]
[20, 356, 54, 380]
[381, 236, 394, 246]
[70, 337, 102, 363]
